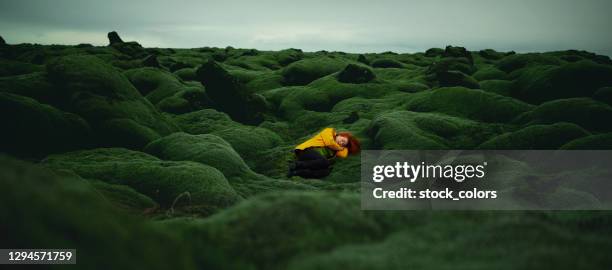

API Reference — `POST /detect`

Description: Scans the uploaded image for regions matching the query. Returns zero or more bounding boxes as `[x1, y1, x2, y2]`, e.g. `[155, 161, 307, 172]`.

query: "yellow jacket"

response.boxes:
[295, 127, 349, 158]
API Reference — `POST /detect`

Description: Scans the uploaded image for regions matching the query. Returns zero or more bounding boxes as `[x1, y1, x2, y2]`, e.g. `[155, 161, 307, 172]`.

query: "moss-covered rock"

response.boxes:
[0, 59, 44, 76]
[43, 148, 241, 210]
[512, 60, 612, 104]
[144, 132, 253, 180]
[514, 98, 612, 132]
[425, 48, 444, 57]
[435, 70, 480, 89]
[196, 60, 267, 124]
[0, 156, 199, 270]
[0, 92, 92, 157]
[46, 55, 180, 149]
[0, 71, 60, 105]
[281, 57, 348, 85]
[478, 123, 589, 149]
[367, 110, 499, 149]
[479, 49, 507, 60]
[337, 63, 375, 84]
[124, 67, 211, 113]
[442, 46, 473, 63]
[479, 79, 513, 96]
[593, 87, 612, 105]
[405, 87, 533, 122]
[370, 58, 403, 68]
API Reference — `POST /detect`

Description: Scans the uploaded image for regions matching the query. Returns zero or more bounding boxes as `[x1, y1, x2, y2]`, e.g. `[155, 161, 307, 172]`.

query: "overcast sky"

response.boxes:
[1, 0, 611, 55]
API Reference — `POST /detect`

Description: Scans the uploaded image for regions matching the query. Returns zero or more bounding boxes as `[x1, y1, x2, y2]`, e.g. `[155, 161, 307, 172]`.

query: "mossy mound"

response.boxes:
[337, 63, 375, 84]
[512, 60, 612, 104]
[0, 71, 61, 107]
[0, 59, 44, 76]
[427, 57, 475, 75]
[496, 53, 563, 73]
[405, 87, 533, 122]
[160, 191, 406, 269]
[281, 57, 348, 85]
[145, 132, 254, 180]
[514, 98, 612, 132]
[370, 58, 403, 68]
[479, 49, 508, 60]
[124, 67, 211, 113]
[0, 156, 201, 269]
[367, 110, 499, 149]
[442, 46, 473, 63]
[478, 123, 589, 149]
[434, 70, 480, 89]
[46, 55, 180, 149]
[0, 92, 92, 157]
[425, 48, 444, 57]
[593, 87, 612, 105]
[479, 79, 513, 96]
[561, 133, 612, 149]
[173, 67, 197, 81]
[43, 148, 241, 211]
[472, 65, 507, 81]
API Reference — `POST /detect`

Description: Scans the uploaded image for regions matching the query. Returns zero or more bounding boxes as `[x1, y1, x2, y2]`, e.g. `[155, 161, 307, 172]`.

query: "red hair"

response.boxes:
[337, 132, 361, 155]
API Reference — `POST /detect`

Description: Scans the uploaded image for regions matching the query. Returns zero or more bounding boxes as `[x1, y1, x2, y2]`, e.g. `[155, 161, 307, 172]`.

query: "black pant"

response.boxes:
[292, 148, 332, 178]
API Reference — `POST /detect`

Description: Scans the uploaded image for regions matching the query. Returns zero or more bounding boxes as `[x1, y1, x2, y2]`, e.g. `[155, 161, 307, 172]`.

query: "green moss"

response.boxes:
[514, 98, 612, 132]
[478, 123, 589, 149]
[337, 63, 376, 84]
[511, 60, 612, 104]
[472, 65, 507, 81]
[43, 148, 241, 210]
[145, 132, 253, 180]
[479, 80, 513, 96]
[46, 55, 180, 148]
[405, 87, 534, 123]
[479, 49, 508, 60]
[561, 133, 612, 149]
[593, 87, 612, 105]
[496, 53, 563, 73]
[0, 59, 44, 76]
[0, 92, 92, 157]
[370, 58, 404, 68]
[0, 71, 61, 106]
[281, 57, 349, 85]
[367, 110, 499, 149]
[0, 156, 199, 269]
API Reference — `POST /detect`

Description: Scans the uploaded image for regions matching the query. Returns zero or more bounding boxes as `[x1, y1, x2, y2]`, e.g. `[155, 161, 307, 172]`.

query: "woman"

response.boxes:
[288, 127, 360, 178]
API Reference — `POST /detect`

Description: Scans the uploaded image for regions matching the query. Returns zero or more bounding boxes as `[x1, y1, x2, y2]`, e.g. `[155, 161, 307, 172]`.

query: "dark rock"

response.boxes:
[436, 70, 480, 89]
[427, 57, 475, 75]
[425, 48, 444, 57]
[0, 92, 92, 157]
[142, 54, 160, 67]
[443, 45, 470, 58]
[479, 49, 506, 60]
[196, 60, 266, 124]
[107, 31, 123, 45]
[0, 35, 5, 46]
[46, 55, 179, 149]
[338, 64, 375, 84]
[594, 87, 612, 105]
[343, 111, 360, 124]
[357, 54, 370, 65]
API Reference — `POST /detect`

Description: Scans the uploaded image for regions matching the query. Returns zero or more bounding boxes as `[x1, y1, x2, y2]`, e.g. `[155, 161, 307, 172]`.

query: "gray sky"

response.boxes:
[1, 0, 611, 55]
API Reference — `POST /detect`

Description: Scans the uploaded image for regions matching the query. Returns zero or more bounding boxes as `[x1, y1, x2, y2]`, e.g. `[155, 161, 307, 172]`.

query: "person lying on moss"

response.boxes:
[288, 127, 360, 178]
